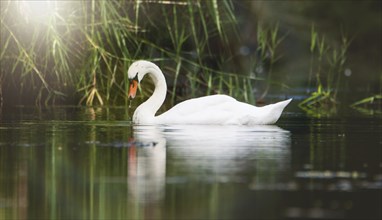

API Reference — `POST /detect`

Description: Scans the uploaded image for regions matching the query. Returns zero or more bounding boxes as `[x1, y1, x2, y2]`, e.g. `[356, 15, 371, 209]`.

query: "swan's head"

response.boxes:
[127, 60, 152, 99]
[127, 60, 164, 100]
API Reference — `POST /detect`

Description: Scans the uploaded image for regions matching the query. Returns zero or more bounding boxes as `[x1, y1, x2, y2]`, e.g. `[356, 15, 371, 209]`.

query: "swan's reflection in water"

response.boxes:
[166, 125, 291, 181]
[128, 126, 166, 204]
[129, 125, 291, 203]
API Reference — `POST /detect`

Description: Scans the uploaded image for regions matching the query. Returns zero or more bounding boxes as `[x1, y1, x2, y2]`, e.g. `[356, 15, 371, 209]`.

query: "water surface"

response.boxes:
[0, 106, 381, 219]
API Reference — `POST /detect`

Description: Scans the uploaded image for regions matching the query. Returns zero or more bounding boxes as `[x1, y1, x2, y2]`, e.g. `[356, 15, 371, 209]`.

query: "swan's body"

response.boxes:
[128, 60, 291, 125]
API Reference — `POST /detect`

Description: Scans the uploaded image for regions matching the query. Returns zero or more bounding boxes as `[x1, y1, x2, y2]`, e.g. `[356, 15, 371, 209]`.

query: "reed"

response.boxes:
[299, 25, 351, 113]
[0, 0, 239, 106]
[255, 22, 286, 101]
[351, 87, 382, 115]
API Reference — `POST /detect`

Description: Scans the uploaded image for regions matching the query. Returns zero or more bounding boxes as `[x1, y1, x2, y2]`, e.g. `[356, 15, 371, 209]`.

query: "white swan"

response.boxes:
[128, 60, 291, 125]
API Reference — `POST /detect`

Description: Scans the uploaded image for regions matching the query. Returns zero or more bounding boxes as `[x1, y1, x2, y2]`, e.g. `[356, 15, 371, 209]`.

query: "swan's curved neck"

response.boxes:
[134, 65, 167, 123]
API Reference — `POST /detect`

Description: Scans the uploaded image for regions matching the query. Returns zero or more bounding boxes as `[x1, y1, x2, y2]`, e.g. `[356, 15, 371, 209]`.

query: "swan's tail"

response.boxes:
[274, 98, 292, 111]
[260, 98, 292, 124]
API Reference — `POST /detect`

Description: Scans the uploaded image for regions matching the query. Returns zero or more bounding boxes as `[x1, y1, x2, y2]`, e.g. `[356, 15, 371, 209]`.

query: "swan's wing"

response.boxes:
[156, 94, 239, 124]
[161, 94, 237, 115]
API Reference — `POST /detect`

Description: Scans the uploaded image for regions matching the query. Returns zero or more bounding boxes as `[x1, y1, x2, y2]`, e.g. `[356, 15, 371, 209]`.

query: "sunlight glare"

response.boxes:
[19, 0, 57, 23]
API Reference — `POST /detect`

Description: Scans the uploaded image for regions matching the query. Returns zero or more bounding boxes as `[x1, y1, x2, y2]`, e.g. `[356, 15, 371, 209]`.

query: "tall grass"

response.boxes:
[350, 71, 382, 115]
[255, 22, 286, 101]
[0, 0, 243, 106]
[299, 25, 351, 114]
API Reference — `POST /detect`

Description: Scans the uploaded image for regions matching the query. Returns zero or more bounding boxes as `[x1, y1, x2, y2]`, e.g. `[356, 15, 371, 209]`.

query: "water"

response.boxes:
[0, 106, 381, 220]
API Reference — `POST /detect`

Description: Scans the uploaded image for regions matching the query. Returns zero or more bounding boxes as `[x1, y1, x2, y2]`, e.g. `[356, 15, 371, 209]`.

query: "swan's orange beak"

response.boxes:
[128, 80, 138, 99]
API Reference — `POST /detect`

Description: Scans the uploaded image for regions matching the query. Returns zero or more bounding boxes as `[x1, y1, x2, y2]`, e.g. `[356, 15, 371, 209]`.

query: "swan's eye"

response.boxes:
[133, 74, 139, 82]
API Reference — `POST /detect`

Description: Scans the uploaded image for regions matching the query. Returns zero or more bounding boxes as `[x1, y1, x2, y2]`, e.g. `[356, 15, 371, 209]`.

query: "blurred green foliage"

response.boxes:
[0, 0, 381, 112]
[0, 0, 241, 106]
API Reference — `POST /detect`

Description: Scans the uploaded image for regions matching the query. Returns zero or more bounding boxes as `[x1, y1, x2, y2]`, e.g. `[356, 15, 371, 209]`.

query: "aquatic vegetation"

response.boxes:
[256, 22, 286, 100]
[299, 84, 338, 117]
[350, 94, 382, 115]
[299, 25, 351, 114]
[2, 0, 377, 114]
[350, 73, 382, 114]
[0, 0, 241, 106]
